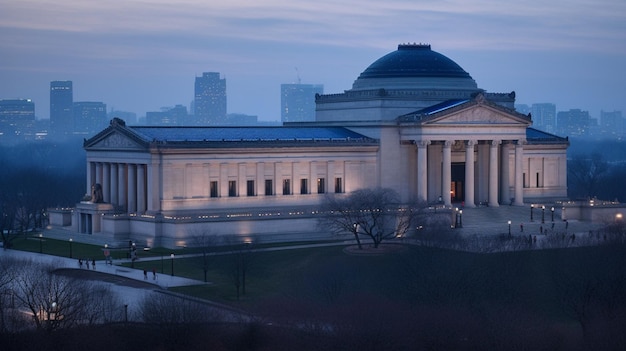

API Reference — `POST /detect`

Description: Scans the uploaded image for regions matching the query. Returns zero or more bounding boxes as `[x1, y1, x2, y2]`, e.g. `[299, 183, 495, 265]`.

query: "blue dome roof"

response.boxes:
[357, 44, 472, 80]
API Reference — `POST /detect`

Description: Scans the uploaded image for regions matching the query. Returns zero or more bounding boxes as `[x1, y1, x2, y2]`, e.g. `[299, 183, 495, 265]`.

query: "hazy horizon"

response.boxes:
[1, 0, 625, 121]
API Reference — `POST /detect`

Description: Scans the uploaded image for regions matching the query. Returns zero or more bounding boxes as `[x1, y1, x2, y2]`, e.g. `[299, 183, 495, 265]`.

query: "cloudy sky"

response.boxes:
[1, 0, 625, 121]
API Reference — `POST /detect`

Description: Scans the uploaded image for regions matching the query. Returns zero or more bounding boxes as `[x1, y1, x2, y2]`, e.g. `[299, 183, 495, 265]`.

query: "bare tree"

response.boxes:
[190, 227, 219, 283]
[320, 188, 427, 248]
[568, 152, 610, 199]
[10, 260, 124, 332]
[222, 236, 256, 300]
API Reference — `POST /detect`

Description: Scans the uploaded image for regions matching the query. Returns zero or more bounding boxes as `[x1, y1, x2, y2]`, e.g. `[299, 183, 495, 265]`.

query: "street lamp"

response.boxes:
[38, 233, 43, 254]
[530, 204, 534, 222]
[69, 238, 73, 258]
[508, 220, 512, 236]
[459, 210, 463, 228]
[170, 253, 174, 276]
[551, 207, 555, 222]
[455, 207, 459, 228]
[541, 205, 545, 224]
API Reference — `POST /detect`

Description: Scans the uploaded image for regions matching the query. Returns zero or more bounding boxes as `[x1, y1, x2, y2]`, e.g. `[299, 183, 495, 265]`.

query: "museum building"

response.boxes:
[58, 44, 569, 248]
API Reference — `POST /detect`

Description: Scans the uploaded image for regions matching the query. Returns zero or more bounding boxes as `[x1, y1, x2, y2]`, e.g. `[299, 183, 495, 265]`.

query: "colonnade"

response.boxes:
[415, 139, 525, 207]
[87, 161, 149, 214]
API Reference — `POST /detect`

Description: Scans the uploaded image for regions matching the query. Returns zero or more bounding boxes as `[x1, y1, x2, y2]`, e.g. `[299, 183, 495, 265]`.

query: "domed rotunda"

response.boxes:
[314, 43, 512, 122]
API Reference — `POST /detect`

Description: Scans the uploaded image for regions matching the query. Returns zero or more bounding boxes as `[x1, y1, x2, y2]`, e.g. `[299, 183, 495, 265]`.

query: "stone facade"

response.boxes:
[65, 44, 569, 248]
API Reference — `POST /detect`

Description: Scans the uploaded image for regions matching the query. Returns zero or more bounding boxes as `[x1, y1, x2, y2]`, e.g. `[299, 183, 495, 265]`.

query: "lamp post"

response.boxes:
[530, 204, 534, 222]
[38, 233, 43, 254]
[508, 220, 512, 236]
[551, 207, 555, 222]
[541, 205, 545, 224]
[69, 238, 73, 258]
[170, 253, 174, 276]
[459, 210, 463, 228]
[455, 207, 459, 228]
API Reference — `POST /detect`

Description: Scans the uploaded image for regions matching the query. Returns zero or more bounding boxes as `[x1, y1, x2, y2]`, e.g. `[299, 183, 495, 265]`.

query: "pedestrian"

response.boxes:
[78, 258, 82, 268]
[565, 220, 569, 230]
[86, 259, 90, 270]
[143, 269, 147, 280]
[533, 235, 537, 243]
[540, 225, 543, 234]
[152, 267, 157, 280]
[520, 223, 524, 232]
[92, 258, 96, 270]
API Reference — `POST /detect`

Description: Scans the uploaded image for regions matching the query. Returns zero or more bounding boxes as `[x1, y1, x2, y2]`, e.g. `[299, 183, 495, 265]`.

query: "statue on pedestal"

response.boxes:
[91, 183, 104, 203]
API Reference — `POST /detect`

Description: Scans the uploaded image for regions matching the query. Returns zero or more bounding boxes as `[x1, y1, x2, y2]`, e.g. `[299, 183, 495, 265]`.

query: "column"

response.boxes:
[464, 140, 476, 208]
[86, 161, 93, 195]
[500, 143, 511, 204]
[416, 140, 430, 203]
[127, 164, 137, 213]
[118, 163, 126, 211]
[442, 141, 452, 206]
[110, 163, 118, 206]
[137, 164, 146, 214]
[514, 141, 525, 206]
[489, 140, 500, 207]
[95, 162, 102, 186]
[103, 163, 111, 203]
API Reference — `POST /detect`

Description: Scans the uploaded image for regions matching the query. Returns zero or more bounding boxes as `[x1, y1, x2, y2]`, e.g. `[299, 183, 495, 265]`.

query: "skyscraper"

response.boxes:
[194, 72, 226, 125]
[0, 99, 36, 144]
[50, 81, 73, 137]
[531, 103, 556, 134]
[281, 83, 324, 123]
[73, 101, 107, 135]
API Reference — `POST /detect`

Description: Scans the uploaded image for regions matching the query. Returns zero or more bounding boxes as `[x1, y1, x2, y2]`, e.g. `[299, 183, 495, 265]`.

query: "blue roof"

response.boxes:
[129, 126, 371, 142]
[526, 127, 569, 143]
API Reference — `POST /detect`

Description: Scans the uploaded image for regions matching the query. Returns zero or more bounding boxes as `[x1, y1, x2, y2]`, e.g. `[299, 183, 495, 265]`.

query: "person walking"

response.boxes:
[143, 268, 148, 280]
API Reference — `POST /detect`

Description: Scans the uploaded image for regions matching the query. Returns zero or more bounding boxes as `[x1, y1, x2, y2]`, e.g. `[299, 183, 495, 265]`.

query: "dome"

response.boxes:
[351, 44, 477, 91]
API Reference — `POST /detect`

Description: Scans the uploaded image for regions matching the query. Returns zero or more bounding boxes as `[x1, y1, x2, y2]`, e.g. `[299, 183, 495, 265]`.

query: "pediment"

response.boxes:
[425, 104, 528, 126]
[87, 131, 146, 150]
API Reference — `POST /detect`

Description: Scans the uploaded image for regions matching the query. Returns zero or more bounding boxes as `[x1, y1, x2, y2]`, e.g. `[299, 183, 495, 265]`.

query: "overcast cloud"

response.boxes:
[1, 0, 625, 120]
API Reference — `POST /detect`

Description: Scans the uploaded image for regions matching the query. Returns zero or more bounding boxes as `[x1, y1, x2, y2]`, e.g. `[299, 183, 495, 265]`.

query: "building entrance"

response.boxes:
[451, 163, 465, 202]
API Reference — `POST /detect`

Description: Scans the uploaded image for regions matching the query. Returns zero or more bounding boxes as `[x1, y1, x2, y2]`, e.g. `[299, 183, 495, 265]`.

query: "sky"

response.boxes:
[1, 0, 625, 122]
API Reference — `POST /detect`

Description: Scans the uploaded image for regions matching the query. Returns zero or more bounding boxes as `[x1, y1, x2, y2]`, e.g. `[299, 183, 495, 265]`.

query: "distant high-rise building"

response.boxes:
[514, 104, 531, 115]
[194, 72, 226, 125]
[0, 99, 36, 144]
[73, 101, 107, 135]
[600, 110, 624, 138]
[50, 81, 73, 137]
[531, 103, 556, 134]
[281, 83, 324, 123]
[557, 109, 590, 137]
[146, 105, 188, 126]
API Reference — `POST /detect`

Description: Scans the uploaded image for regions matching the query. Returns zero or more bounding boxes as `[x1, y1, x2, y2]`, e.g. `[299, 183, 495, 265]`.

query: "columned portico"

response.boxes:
[408, 136, 530, 207]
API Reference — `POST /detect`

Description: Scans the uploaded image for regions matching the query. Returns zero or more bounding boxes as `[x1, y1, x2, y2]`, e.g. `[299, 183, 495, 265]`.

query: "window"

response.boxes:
[523, 173, 527, 188]
[265, 179, 273, 196]
[210, 181, 218, 198]
[300, 179, 308, 194]
[335, 177, 343, 193]
[228, 180, 237, 197]
[317, 178, 325, 194]
[536, 172, 541, 188]
[283, 179, 291, 195]
[247, 180, 255, 196]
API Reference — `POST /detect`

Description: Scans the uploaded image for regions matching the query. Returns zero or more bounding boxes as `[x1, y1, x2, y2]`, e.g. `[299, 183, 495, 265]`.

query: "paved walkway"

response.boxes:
[1, 247, 202, 289]
[452, 203, 602, 237]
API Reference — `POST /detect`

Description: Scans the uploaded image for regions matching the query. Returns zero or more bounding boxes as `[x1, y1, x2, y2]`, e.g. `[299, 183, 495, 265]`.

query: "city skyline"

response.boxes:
[1, 0, 625, 121]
